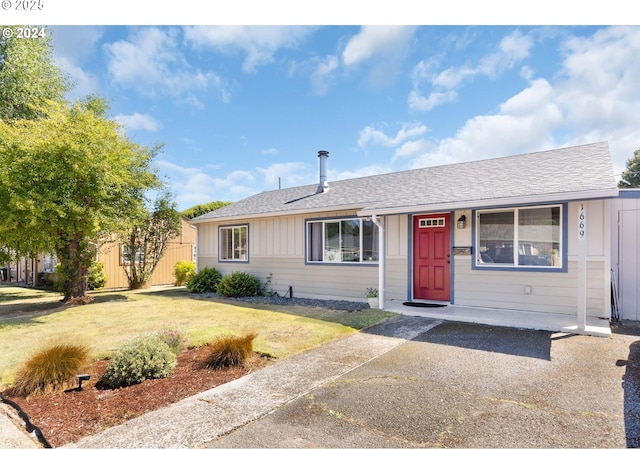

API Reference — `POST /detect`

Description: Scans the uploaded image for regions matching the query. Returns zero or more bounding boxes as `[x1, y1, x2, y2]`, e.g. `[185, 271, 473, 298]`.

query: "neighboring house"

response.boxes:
[190, 142, 619, 325]
[2, 217, 196, 289]
[98, 216, 197, 289]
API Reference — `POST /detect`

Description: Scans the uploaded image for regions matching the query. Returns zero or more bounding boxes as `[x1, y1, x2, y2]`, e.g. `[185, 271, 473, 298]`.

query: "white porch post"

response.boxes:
[578, 202, 587, 330]
[371, 215, 385, 309]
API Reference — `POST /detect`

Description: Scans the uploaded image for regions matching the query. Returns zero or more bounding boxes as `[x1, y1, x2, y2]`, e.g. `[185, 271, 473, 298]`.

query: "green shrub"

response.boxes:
[100, 333, 177, 388]
[186, 266, 222, 293]
[87, 260, 107, 290]
[173, 260, 196, 286]
[217, 271, 262, 297]
[204, 333, 256, 369]
[157, 324, 185, 355]
[10, 342, 90, 397]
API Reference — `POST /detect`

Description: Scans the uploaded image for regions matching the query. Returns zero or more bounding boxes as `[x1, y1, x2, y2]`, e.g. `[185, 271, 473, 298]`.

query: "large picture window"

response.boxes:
[219, 225, 248, 261]
[476, 205, 562, 268]
[307, 218, 379, 263]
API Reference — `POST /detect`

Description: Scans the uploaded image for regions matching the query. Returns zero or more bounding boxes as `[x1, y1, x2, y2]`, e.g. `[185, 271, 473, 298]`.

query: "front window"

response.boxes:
[219, 225, 248, 261]
[477, 205, 562, 268]
[307, 218, 378, 263]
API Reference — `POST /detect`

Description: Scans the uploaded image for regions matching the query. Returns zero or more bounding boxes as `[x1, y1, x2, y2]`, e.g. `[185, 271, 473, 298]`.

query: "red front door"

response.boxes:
[413, 214, 451, 301]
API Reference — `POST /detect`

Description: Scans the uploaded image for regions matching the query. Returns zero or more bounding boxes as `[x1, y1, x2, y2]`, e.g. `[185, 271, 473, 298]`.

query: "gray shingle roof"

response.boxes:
[191, 142, 617, 222]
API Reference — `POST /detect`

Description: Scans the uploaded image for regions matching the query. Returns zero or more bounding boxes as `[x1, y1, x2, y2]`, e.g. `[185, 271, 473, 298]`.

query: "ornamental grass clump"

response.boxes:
[204, 333, 256, 369]
[10, 342, 90, 397]
[100, 333, 177, 388]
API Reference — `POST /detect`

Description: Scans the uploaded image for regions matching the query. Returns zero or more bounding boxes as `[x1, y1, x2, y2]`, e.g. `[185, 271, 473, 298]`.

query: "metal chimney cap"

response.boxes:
[318, 150, 329, 158]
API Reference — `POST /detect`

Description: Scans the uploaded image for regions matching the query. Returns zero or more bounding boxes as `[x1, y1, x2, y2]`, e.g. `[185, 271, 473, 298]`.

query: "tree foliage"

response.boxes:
[119, 193, 182, 289]
[0, 99, 160, 300]
[619, 147, 640, 188]
[0, 27, 71, 120]
[181, 201, 232, 219]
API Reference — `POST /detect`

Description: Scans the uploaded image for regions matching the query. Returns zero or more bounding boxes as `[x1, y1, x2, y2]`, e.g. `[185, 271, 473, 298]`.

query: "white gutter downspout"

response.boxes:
[371, 214, 385, 309]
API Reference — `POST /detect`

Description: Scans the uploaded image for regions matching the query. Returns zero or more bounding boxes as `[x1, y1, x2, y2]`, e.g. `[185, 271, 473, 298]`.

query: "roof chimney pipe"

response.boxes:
[317, 150, 330, 193]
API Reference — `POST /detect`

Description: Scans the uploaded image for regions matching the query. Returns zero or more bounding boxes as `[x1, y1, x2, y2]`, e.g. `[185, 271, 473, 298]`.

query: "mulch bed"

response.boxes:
[2, 346, 271, 448]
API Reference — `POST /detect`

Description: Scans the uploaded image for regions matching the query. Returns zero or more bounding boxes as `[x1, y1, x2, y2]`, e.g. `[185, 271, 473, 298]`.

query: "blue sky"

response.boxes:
[4, 5, 640, 211]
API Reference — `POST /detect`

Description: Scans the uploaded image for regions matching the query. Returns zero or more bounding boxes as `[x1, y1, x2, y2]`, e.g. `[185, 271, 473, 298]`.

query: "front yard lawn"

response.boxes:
[0, 285, 396, 387]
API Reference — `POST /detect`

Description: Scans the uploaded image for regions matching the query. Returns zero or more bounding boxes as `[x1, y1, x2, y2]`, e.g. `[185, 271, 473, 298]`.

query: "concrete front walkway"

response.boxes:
[61, 316, 441, 449]
[383, 298, 612, 337]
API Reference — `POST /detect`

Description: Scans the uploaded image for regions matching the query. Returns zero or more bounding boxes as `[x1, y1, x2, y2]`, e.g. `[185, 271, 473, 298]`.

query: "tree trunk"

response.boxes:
[58, 232, 90, 301]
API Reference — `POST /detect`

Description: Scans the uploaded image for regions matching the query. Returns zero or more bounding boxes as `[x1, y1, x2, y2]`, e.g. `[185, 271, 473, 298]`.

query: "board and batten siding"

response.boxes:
[611, 192, 640, 320]
[99, 218, 196, 289]
[196, 211, 408, 302]
[453, 200, 611, 317]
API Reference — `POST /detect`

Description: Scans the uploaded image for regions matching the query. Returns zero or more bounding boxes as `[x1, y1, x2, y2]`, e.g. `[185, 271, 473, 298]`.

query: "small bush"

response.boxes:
[173, 260, 196, 286]
[186, 266, 222, 293]
[157, 324, 186, 355]
[87, 260, 107, 290]
[217, 271, 262, 297]
[10, 342, 90, 397]
[204, 333, 256, 369]
[100, 333, 177, 388]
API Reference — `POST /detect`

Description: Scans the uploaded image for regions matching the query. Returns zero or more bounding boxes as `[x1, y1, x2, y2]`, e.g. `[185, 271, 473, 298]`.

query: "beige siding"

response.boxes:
[196, 200, 612, 315]
[454, 257, 606, 315]
[99, 218, 196, 289]
[453, 200, 611, 317]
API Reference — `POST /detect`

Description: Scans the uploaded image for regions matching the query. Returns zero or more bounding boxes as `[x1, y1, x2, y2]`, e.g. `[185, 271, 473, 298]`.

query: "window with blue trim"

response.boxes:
[476, 205, 562, 268]
[307, 218, 378, 263]
[219, 225, 248, 261]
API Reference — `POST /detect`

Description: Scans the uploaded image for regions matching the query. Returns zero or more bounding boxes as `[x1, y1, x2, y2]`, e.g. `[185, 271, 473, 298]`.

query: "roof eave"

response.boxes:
[190, 202, 374, 224]
[357, 188, 620, 217]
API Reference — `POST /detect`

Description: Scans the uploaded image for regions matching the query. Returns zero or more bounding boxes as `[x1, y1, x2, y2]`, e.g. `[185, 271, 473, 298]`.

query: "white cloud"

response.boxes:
[311, 55, 339, 96]
[183, 26, 314, 73]
[262, 148, 280, 155]
[341, 26, 417, 87]
[257, 162, 311, 188]
[407, 90, 457, 112]
[342, 26, 416, 67]
[393, 139, 430, 162]
[332, 164, 391, 181]
[52, 27, 105, 99]
[105, 27, 222, 103]
[155, 160, 257, 209]
[358, 122, 429, 148]
[410, 78, 562, 168]
[409, 29, 534, 112]
[113, 112, 161, 132]
[554, 26, 640, 175]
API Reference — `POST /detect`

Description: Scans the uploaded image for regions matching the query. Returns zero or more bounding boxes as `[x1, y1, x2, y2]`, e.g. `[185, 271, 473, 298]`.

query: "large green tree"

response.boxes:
[119, 193, 182, 289]
[619, 147, 640, 188]
[0, 99, 160, 300]
[181, 200, 232, 219]
[0, 26, 70, 120]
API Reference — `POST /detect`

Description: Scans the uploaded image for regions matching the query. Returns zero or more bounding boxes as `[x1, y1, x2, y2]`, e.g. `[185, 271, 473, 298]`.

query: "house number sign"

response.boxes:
[578, 203, 586, 240]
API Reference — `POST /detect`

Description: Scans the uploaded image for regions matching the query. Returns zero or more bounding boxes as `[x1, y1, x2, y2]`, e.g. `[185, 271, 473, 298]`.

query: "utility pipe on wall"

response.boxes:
[371, 214, 385, 309]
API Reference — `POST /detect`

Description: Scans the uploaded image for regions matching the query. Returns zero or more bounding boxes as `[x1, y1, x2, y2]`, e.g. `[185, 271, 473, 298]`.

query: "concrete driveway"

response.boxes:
[206, 320, 640, 448]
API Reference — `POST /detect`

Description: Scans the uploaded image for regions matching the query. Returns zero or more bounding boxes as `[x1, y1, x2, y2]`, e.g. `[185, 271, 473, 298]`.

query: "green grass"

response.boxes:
[0, 286, 396, 387]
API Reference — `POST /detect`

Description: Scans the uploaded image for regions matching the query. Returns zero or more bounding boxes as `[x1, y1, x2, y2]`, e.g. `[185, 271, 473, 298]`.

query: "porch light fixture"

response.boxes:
[457, 215, 466, 229]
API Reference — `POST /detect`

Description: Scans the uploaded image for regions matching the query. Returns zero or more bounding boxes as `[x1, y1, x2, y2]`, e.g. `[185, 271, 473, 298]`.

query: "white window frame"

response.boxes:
[219, 224, 249, 262]
[121, 244, 144, 265]
[306, 217, 378, 264]
[475, 204, 564, 270]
